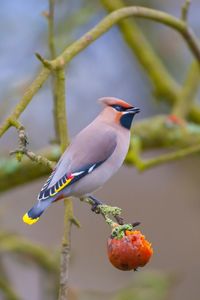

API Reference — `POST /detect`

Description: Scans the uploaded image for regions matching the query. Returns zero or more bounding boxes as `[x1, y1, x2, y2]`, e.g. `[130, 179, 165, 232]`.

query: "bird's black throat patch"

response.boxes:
[120, 113, 135, 129]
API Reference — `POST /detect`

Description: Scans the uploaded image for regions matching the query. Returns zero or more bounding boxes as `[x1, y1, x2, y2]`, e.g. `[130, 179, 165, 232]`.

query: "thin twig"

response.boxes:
[10, 125, 55, 169]
[47, 0, 60, 142]
[181, 0, 191, 22]
[48, 0, 56, 59]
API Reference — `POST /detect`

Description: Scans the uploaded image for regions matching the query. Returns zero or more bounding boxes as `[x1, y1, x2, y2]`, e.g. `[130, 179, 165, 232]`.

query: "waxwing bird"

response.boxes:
[23, 97, 140, 225]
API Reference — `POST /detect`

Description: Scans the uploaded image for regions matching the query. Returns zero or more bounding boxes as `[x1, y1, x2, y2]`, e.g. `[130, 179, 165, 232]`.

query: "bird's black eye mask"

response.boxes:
[110, 105, 133, 112]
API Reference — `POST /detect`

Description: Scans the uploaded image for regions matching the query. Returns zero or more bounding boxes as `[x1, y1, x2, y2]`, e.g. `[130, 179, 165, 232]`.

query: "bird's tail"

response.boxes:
[22, 200, 52, 225]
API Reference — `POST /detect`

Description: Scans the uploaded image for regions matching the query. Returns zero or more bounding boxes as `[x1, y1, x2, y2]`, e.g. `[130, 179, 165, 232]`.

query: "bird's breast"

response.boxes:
[69, 129, 130, 197]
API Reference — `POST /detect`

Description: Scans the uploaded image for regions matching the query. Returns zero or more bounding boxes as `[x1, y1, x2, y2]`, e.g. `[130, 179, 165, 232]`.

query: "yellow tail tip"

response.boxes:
[22, 213, 39, 225]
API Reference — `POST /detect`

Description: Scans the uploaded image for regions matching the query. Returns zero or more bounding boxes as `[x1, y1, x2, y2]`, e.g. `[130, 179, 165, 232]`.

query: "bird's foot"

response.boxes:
[88, 195, 103, 214]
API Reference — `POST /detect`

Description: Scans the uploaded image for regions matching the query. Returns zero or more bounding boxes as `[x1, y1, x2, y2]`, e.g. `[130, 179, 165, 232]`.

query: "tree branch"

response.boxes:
[52, 6, 200, 67]
[0, 232, 58, 273]
[0, 278, 20, 300]
[9, 125, 55, 168]
[47, 0, 61, 142]
[0, 146, 60, 193]
[172, 62, 200, 117]
[181, 0, 191, 22]
[128, 139, 200, 171]
[100, 0, 180, 102]
[54, 68, 75, 300]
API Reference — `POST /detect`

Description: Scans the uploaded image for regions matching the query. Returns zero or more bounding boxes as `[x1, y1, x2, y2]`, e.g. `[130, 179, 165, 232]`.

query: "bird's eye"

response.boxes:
[111, 105, 124, 111]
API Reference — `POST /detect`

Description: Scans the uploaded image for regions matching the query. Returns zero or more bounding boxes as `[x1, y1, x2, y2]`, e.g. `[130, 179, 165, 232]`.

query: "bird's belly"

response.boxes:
[69, 134, 130, 197]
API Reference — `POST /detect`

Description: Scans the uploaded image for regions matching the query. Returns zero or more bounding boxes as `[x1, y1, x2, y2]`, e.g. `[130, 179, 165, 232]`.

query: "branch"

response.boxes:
[181, 0, 191, 22]
[0, 278, 20, 300]
[9, 125, 55, 169]
[101, 0, 200, 122]
[127, 138, 200, 171]
[172, 61, 200, 117]
[100, 0, 180, 102]
[0, 232, 58, 273]
[54, 68, 76, 300]
[55, 69, 69, 151]
[127, 116, 200, 170]
[48, 0, 56, 59]
[47, 0, 61, 142]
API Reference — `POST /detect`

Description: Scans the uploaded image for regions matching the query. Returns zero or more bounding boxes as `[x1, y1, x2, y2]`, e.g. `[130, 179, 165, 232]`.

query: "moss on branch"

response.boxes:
[132, 115, 200, 149]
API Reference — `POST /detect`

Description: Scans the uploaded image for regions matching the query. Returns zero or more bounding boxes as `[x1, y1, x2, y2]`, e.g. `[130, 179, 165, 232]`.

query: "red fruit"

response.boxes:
[107, 230, 153, 271]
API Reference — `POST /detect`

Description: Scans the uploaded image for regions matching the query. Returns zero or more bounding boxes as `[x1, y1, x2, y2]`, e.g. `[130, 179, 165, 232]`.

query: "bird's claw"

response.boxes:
[91, 203, 101, 214]
[89, 195, 103, 214]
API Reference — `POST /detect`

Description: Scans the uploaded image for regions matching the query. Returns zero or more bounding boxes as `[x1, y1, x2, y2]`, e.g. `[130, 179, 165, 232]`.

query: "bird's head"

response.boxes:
[99, 97, 140, 129]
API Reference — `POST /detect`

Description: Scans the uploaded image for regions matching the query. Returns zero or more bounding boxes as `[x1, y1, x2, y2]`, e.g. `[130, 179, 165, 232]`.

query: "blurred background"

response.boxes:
[0, 0, 200, 299]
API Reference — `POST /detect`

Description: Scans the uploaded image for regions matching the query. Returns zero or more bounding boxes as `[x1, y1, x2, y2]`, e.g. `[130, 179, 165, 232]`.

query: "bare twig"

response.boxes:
[35, 52, 53, 69]
[0, 278, 21, 300]
[100, 0, 180, 103]
[10, 125, 55, 169]
[181, 0, 191, 22]
[48, 0, 56, 59]
[0, 232, 58, 272]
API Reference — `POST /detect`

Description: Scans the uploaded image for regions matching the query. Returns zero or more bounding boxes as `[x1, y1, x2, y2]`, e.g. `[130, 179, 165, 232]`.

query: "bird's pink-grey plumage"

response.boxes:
[23, 97, 140, 224]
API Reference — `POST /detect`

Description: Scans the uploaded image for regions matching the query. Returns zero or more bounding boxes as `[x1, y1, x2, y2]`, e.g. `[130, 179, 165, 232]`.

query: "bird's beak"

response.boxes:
[126, 107, 140, 114]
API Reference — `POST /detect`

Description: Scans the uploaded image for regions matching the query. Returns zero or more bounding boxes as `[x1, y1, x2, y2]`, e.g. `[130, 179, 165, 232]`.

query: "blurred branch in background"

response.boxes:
[79, 271, 172, 300]
[100, 0, 200, 122]
[44, 0, 60, 142]
[0, 231, 59, 300]
[0, 278, 20, 300]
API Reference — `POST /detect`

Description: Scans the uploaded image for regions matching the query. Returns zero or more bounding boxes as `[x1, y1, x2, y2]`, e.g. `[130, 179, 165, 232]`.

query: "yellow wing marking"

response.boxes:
[51, 177, 73, 196]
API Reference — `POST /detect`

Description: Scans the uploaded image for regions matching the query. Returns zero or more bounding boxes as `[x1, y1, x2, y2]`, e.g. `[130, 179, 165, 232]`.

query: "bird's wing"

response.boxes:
[38, 127, 117, 201]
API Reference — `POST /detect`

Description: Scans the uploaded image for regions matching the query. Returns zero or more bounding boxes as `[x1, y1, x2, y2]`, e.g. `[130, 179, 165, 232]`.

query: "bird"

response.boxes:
[23, 97, 140, 225]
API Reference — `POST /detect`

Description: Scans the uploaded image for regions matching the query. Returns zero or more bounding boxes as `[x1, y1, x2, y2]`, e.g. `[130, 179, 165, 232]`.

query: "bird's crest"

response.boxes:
[98, 97, 133, 109]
